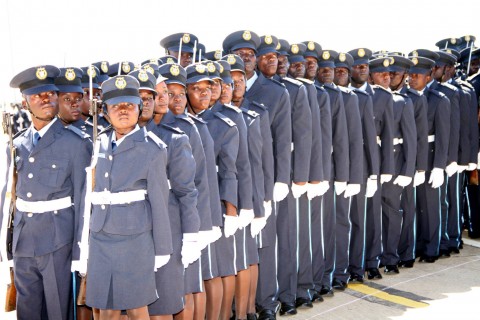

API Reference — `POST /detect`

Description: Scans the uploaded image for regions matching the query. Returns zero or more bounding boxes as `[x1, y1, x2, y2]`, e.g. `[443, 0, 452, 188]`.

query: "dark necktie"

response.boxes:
[112, 140, 117, 151]
[33, 132, 41, 147]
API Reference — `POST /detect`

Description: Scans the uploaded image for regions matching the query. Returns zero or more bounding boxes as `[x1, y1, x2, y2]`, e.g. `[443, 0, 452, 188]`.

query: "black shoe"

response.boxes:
[449, 247, 460, 254]
[438, 249, 451, 258]
[279, 302, 296, 316]
[332, 278, 347, 291]
[295, 297, 313, 309]
[459, 240, 464, 249]
[366, 268, 383, 280]
[319, 285, 334, 297]
[247, 313, 258, 320]
[349, 273, 364, 283]
[419, 255, 436, 263]
[398, 259, 415, 268]
[310, 290, 324, 302]
[379, 263, 385, 268]
[258, 309, 276, 320]
[384, 265, 400, 274]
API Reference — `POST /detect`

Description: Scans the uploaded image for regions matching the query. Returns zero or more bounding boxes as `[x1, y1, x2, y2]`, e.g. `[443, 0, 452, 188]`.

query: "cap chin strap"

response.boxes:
[25, 99, 56, 122]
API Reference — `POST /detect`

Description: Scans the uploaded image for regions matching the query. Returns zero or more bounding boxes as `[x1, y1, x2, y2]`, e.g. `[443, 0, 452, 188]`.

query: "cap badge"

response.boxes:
[65, 68, 76, 81]
[451, 38, 457, 44]
[138, 70, 149, 82]
[196, 64, 206, 74]
[322, 51, 330, 60]
[207, 62, 216, 73]
[87, 66, 97, 78]
[144, 65, 154, 75]
[170, 64, 180, 76]
[36, 67, 47, 80]
[219, 64, 224, 73]
[183, 34, 191, 44]
[411, 51, 418, 57]
[358, 49, 365, 58]
[308, 41, 315, 51]
[134, 64, 141, 71]
[276, 42, 281, 50]
[389, 57, 395, 64]
[214, 50, 222, 60]
[383, 59, 390, 67]
[122, 62, 131, 73]
[115, 77, 127, 89]
[465, 35, 471, 42]
[101, 61, 109, 73]
[446, 49, 452, 54]
[242, 31, 252, 41]
[167, 57, 175, 64]
[227, 54, 236, 65]
[264, 35, 273, 45]
[411, 57, 418, 65]
[150, 58, 159, 65]
[339, 53, 346, 62]
[291, 44, 299, 54]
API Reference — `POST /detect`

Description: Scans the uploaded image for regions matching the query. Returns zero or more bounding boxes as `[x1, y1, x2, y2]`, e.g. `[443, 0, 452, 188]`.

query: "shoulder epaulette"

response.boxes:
[13, 128, 28, 139]
[467, 72, 480, 82]
[440, 82, 458, 93]
[187, 114, 207, 124]
[66, 124, 90, 139]
[352, 88, 370, 96]
[178, 115, 196, 125]
[251, 101, 267, 111]
[457, 79, 474, 89]
[282, 77, 302, 87]
[297, 78, 314, 85]
[213, 111, 236, 127]
[429, 89, 446, 98]
[323, 84, 340, 93]
[392, 91, 408, 98]
[372, 85, 391, 94]
[267, 77, 286, 88]
[406, 88, 421, 97]
[338, 86, 351, 94]
[161, 123, 185, 134]
[98, 124, 113, 136]
[145, 129, 167, 149]
[224, 103, 242, 113]
[240, 107, 259, 118]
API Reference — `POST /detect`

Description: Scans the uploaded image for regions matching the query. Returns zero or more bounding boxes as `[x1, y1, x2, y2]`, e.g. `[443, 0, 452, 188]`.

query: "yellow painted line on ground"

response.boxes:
[348, 283, 429, 308]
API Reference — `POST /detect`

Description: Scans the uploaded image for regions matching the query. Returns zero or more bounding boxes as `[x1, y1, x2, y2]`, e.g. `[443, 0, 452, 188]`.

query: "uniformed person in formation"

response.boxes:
[160, 33, 199, 68]
[4, 65, 92, 320]
[79, 75, 172, 319]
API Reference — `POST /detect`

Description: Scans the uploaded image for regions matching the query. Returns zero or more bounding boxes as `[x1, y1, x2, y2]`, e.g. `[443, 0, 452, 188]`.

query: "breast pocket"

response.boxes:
[39, 158, 70, 187]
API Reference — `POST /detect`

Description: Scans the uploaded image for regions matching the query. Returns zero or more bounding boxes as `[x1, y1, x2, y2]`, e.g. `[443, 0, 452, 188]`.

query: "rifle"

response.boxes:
[76, 66, 100, 306]
[2, 111, 17, 312]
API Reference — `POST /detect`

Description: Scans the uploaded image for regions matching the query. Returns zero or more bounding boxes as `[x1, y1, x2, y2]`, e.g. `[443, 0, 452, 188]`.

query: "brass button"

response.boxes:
[52, 164, 56, 169]
[29, 157, 35, 163]
[27, 192, 32, 198]
[105, 172, 109, 178]
[101, 205, 106, 210]
[28, 173, 33, 178]
[109, 155, 113, 161]
[27, 213, 33, 218]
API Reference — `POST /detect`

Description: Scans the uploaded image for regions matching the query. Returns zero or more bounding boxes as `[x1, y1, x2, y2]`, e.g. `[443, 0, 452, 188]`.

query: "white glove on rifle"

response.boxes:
[291, 183, 308, 199]
[250, 217, 267, 238]
[393, 175, 412, 188]
[429, 168, 444, 189]
[457, 165, 468, 173]
[366, 176, 378, 198]
[273, 182, 289, 202]
[211, 226, 222, 243]
[197, 230, 211, 251]
[223, 214, 239, 238]
[263, 201, 272, 219]
[467, 163, 476, 171]
[344, 184, 361, 198]
[380, 174, 392, 184]
[306, 183, 319, 200]
[154, 255, 170, 271]
[71, 260, 88, 277]
[334, 181, 347, 196]
[413, 171, 426, 187]
[238, 209, 255, 229]
[445, 162, 458, 177]
[181, 233, 201, 268]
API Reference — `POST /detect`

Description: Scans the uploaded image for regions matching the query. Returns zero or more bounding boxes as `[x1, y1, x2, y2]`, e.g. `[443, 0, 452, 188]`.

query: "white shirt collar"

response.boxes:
[349, 82, 368, 92]
[246, 72, 258, 92]
[31, 117, 57, 138]
[111, 125, 140, 147]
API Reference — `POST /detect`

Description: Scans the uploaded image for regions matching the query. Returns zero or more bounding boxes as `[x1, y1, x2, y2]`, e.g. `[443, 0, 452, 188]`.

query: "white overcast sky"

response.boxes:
[0, 0, 479, 105]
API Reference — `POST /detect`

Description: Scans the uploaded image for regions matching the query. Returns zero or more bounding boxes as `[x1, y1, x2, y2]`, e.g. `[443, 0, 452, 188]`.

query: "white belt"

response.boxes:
[393, 138, 403, 145]
[16, 196, 72, 213]
[428, 135, 435, 143]
[91, 190, 147, 205]
[376, 136, 382, 146]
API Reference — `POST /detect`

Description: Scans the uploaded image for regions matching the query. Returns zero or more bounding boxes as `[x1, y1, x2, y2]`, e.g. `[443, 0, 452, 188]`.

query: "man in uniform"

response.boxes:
[3, 65, 92, 320]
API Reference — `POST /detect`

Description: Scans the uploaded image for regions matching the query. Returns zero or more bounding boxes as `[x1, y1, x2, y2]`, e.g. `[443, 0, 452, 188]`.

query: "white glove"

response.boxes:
[250, 217, 267, 238]
[211, 226, 222, 243]
[457, 165, 468, 173]
[306, 183, 319, 200]
[413, 171, 426, 187]
[181, 233, 201, 268]
[319, 180, 330, 196]
[263, 201, 272, 219]
[0, 261, 13, 286]
[291, 183, 308, 198]
[467, 163, 477, 171]
[223, 214, 239, 238]
[154, 255, 170, 271]
[380, 174, 393, 184]
[428, 168, 445, 189]
[71, 260, 88, 276]
[366, 176, 378, 198]
[334, 181, 347, 195]
[445, 162, 458, 177]
[273, 182, 289, 202]
[197, 230, 211, 250]
[344, 184, 361, 198]
[393, 175, 412, 187]
[238, 209, 255, 229]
